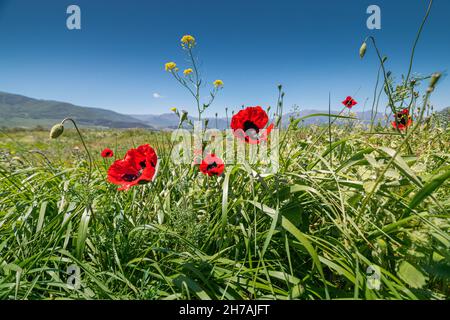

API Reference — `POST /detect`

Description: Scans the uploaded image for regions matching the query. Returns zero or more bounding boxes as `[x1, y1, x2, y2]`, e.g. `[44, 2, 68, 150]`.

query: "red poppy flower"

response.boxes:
[230, 106, 274, 144]
[107, 144, 158, 191]
[101, 148, 114, 158]
[199, 153, 225, 176]
[391, 108, 413, 130]
[342, 96, 358, 109]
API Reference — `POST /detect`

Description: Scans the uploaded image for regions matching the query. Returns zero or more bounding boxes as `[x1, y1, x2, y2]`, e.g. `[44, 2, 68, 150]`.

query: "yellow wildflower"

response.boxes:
[183, 68, 193, 76]
[170, 107, 177, 112]
[213, 79, 224, 88]
[165, 62, 177, 72]
[181, 35, 196, 49]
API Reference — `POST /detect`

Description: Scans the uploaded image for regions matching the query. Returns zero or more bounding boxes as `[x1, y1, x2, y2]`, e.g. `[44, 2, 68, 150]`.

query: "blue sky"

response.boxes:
[0, 0, 448, 116]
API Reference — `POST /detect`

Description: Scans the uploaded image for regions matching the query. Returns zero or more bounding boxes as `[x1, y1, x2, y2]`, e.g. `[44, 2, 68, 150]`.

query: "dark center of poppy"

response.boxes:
[346, 100, 353, 106]
[243, 120, 260, 134]
[206, 162, 218, 171]
[122, 164, 146, 182]
[396, 114, 408, 125]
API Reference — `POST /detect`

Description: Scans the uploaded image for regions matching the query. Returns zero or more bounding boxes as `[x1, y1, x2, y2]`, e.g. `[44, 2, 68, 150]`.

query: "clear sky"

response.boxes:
[0, 0, 448, 116]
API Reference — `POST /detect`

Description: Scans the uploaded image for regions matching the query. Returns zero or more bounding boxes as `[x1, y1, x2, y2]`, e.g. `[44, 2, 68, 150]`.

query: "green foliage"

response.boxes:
[0, 123, 448, 300]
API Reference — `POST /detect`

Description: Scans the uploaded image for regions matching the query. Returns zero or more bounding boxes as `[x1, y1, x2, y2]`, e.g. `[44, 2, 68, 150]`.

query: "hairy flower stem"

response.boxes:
[328, 92, 332, 166]
[187, 48, 202, 121]
[369, 65, 382, 132]
[401, 0, 433, 109]
[61, 118, 93, 188]
[364, 36, 413, 154]
[402, 0, 433, 92]
[225, 108, 229, 127]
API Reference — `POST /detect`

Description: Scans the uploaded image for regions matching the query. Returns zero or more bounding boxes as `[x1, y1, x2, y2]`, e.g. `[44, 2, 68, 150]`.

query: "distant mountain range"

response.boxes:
[129, 110, 388, 130]
[1, 91, 447, 130]
[0, 91, 152, 129]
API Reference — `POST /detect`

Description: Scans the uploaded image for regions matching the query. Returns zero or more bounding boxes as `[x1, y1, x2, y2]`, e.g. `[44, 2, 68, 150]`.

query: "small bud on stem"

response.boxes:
[49, 123, 64, 139]
[359, 42, 367, 59]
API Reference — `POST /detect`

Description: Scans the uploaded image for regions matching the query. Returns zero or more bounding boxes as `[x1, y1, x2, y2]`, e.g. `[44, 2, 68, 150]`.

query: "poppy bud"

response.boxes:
[359, 42, 367, 59]
[278, 84, 282, 91]
[204, 118, 209, 127]
[50, 123, 64, 139]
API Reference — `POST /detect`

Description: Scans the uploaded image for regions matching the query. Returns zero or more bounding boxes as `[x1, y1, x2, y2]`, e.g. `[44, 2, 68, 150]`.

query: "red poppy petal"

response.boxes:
[107, 144, 158, 190]
[139, 166, 156, 182]
[101, 148, 114, 158]
[199, 154, 225, 176]
[247, 136, 261, 145]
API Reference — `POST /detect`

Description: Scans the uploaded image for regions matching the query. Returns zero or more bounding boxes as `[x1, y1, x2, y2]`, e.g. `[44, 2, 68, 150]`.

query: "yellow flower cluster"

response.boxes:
[213, 79, 224, 88]
[165, 62, 177, 72]
[181, 35, 196, 49]
[183, 68, 193, 76]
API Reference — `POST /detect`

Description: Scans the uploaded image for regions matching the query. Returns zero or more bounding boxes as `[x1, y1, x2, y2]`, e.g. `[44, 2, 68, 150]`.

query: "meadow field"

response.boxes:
[0, 115, 449, 300]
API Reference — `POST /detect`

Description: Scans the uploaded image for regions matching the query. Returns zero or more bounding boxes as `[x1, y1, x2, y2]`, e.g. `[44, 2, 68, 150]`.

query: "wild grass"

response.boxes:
[0, 121, 448, 300]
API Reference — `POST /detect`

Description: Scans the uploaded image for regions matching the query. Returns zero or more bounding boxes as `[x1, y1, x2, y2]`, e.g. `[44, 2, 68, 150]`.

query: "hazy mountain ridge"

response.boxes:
[132, 107, 449, 129]
[0, 92, 153, 129]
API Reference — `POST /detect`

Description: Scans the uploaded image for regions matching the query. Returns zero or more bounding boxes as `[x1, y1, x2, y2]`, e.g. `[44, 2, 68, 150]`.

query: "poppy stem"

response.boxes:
[363, 36, 413, 154]
[225, 107, 229, 127]
[328, 92, 332, 167]
[369, 64, 382, 133]
[403, 0, 433, 98]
